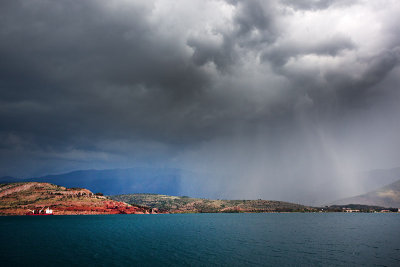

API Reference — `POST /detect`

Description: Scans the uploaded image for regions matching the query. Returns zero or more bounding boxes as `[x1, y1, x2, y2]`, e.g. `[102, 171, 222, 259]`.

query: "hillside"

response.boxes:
[111, 194, 314, 213]
[333, 179, 400, 208]
[0, 182, 155, 215]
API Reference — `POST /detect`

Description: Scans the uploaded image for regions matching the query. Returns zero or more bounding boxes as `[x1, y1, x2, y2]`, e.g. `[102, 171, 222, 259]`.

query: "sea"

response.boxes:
[0, 213, 399, 266]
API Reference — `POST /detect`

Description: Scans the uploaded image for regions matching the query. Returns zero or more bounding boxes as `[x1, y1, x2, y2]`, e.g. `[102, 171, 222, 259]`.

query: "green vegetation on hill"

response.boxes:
[110, 194, 315, 213]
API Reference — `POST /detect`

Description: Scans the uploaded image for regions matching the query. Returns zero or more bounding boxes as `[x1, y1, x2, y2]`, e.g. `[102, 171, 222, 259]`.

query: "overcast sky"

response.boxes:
[1, 0, 399, 203]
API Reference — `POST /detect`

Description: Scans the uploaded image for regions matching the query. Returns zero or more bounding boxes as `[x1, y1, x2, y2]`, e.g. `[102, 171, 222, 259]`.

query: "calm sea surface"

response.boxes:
[0, 213, 399, 266]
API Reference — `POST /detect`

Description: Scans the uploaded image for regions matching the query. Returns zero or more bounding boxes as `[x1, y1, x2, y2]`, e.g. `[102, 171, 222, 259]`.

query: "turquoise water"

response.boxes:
[0, 213, 399, 266]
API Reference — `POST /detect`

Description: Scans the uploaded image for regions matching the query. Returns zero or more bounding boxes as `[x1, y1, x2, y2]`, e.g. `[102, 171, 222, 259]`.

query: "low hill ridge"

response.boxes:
[111, 194, 314, 213]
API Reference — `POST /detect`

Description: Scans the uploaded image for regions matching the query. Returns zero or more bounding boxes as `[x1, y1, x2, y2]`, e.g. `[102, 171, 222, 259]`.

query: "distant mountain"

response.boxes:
[358, 167, 400, 193]
[2, 168, 183, 196]
[3, 166, 400, 202]
[0, 176, 19, 183]
[333, 179, 400, 208]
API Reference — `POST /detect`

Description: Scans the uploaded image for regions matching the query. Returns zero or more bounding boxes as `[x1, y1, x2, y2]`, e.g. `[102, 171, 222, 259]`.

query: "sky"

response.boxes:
[1, 0, 400, 204]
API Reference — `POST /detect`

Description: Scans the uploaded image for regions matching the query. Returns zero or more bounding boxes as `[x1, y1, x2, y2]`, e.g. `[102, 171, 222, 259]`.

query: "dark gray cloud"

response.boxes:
[0, 0, 399, 204]
[280, 0, 358, 10]
[262, 34, 356, 67]
[323, 49, 400, 107]
[232, 0, 277, 39]
[187, 0, 279, 71]
[0, 0, 210, 146]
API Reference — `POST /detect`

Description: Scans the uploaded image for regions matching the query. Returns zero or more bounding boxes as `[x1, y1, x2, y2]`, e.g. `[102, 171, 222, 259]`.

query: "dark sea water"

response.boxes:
[0, 213, 399, 266]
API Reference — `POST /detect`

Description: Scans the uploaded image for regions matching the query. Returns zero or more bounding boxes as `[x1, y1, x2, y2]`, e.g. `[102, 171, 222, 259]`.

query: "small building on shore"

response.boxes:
[343, 208, 360, 213]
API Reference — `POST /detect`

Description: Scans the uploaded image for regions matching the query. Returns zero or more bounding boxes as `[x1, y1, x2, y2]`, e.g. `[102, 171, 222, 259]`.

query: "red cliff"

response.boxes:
[0, 182, 157, 215]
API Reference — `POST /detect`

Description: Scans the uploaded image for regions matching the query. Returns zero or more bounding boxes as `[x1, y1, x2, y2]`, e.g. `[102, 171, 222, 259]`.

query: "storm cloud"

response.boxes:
[1, 0, 399, 204]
